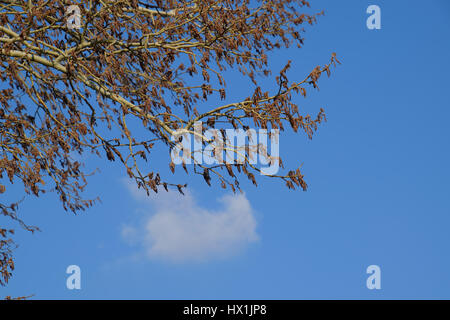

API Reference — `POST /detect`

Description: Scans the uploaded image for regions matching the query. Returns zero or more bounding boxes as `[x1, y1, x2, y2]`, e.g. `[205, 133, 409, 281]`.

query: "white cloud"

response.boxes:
[122, 181, 259, 263]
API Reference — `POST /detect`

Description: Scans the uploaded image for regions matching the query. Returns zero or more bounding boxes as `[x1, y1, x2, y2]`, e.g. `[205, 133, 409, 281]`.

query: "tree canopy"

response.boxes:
[0, 0, 339, 288]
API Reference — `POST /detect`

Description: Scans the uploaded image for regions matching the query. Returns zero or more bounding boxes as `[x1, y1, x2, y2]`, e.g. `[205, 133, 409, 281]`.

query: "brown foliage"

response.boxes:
[0, 0, 339, 287]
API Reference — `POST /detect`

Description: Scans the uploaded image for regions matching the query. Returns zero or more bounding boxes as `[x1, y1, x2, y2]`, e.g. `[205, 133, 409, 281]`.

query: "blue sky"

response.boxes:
[2, 0, 450, 299]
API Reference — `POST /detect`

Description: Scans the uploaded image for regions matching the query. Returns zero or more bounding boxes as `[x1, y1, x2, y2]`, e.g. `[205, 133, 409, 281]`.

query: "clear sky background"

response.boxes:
[2, 0, 450, 299]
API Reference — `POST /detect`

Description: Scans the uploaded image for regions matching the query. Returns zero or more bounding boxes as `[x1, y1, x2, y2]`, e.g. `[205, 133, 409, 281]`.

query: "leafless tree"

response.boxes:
[0, 0, 339, 288]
